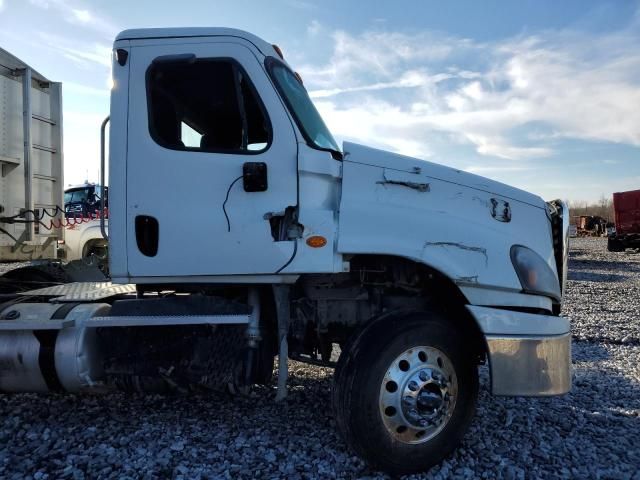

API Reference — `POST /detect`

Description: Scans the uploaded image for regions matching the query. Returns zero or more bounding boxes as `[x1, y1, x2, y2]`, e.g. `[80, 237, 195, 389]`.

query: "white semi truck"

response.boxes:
[0, 29, 571, 474]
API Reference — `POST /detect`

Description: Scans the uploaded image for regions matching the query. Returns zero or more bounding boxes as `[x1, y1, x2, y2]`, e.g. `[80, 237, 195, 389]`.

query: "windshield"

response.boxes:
[64, 188, 91, 204]
[267, 59, 340, 154]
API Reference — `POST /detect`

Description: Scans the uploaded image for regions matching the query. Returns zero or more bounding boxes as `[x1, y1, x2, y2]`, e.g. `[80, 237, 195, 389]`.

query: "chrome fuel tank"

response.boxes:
[0, 302, 110, 392]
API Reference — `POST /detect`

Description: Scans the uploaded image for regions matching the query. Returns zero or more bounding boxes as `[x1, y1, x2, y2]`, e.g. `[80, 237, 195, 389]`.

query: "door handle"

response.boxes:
[135, 215, 159, 257]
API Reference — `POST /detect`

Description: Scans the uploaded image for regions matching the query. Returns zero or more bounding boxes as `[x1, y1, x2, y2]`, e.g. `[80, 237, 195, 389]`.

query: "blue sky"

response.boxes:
[1, 0, 639, 202]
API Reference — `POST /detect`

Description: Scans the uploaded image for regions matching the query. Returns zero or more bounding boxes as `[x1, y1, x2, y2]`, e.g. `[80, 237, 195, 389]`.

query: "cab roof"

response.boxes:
[115, 28, 277, 57]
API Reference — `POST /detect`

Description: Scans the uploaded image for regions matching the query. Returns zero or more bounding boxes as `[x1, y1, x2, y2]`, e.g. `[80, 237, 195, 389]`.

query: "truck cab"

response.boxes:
[56, 183, 109, 266]
[64, 183, 108, 218]
[0, 28, 571, 475]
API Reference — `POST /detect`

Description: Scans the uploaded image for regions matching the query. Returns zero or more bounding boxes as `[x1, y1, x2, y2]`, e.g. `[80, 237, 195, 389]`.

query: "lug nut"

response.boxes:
[419, 370, 429, 381]
[408, 381, 418, 391]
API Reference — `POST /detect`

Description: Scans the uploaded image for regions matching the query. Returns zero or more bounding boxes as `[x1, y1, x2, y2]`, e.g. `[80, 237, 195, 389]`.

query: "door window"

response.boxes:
[147, 58, 271, 154]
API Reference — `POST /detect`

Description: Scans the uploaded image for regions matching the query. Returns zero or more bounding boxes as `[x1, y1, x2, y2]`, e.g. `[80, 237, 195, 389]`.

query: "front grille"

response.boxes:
[548, 200, 569, 297]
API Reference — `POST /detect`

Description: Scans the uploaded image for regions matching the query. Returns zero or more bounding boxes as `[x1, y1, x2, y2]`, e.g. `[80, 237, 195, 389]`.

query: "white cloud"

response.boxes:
[63, 111, 107, 185]
[28, 0, 117, 37]
[71, 8, 91, 23]
[64, 81, 110, 97]
[299, 30, 466, 89]
[307, 20, 322, 37]
[285, 0, 317, 10]
[309, 70, 452, 98]
[465, 165, 535, 174]
[28, 0, 52, 7]
[39, 32, 111, 68]
[300, 21, 640, 161]
[314, 98, 433, 158]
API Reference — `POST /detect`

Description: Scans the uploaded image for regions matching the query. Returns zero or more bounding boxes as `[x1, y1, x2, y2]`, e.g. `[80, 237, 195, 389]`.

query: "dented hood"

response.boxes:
[342, 142, 546, 209]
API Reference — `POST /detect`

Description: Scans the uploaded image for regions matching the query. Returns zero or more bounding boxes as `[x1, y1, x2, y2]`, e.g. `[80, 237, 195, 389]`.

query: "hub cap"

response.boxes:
[378, 346, 458, 444]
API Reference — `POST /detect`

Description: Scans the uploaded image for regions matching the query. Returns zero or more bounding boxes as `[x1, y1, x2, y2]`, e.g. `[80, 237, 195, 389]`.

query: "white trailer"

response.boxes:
[0, 47, 64, 261]
[0, 29, 571, 475]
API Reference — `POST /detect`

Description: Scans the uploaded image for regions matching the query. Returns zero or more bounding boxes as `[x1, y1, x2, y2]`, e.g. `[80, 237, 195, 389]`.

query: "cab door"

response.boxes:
[125, 40, 298, 278]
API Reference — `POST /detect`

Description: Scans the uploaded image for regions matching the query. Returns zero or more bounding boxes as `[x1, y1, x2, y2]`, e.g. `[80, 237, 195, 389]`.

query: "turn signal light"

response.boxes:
[306, 235, 327, 248]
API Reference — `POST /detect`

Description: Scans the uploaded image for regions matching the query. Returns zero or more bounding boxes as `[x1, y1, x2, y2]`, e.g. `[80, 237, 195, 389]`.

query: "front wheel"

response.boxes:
[333, 310, 479, 475]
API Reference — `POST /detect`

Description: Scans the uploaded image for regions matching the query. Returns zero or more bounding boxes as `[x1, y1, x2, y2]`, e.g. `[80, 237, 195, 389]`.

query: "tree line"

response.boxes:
[568, 195, 614, 224]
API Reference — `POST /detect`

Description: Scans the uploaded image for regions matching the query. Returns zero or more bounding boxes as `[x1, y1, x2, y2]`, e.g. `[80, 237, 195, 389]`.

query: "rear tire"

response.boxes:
[333, 310, 478, 475]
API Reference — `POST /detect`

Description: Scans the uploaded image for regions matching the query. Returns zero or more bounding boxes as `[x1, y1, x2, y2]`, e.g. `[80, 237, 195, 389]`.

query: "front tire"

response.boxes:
[333, 310, 478, 475]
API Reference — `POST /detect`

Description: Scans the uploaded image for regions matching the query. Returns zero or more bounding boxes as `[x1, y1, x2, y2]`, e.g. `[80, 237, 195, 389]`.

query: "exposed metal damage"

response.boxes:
[376, 179, 430, 192]
[423, 242, 489, 266]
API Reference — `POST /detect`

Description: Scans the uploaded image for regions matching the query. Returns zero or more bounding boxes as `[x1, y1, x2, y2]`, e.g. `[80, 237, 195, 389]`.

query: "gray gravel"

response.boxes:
[1, 237, 639, 479]
[0, 261, 30, 276]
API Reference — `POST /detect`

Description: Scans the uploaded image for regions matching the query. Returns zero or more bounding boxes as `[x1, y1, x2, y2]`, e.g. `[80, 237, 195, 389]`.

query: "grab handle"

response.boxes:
[100, 116, 110, 240]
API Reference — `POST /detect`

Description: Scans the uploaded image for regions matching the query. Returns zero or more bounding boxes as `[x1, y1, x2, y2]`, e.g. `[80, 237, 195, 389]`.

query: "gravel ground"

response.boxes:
[1, 237, 639, 479]
[0, 261, 30, 276]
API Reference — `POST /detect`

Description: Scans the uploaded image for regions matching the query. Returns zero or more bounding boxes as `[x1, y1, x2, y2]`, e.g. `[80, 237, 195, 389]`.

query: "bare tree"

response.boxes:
[568, 195, 614, 224]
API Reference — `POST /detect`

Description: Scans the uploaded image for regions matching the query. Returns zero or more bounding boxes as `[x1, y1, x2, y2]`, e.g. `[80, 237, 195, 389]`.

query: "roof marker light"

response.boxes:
[272, 44, 284, 59]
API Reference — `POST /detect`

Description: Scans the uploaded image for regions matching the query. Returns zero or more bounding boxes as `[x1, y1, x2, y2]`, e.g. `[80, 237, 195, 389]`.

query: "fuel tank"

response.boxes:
[0, 303, 110, 392]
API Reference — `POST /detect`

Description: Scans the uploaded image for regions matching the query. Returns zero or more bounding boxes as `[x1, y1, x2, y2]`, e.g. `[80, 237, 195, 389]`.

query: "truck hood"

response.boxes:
[342, 142, 546, 209]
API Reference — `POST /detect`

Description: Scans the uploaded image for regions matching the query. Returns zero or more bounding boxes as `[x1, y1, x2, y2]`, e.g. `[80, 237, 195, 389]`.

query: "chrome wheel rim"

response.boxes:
[378, 346, 458, 444]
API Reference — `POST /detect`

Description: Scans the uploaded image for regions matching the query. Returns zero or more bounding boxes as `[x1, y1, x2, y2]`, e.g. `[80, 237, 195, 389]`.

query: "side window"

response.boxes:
[147, 58, 270, 153]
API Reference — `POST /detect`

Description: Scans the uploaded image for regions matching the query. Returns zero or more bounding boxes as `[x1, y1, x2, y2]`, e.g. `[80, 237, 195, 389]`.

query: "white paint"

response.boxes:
[116, 28, 280, 60]
[108, 29, 561, 312]
[337, 142, 556, 295]
[120, 39, 298, 277]
[63, 219, 106, 261]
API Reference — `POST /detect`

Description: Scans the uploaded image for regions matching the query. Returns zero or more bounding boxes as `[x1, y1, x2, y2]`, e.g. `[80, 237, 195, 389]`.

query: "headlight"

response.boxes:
[510, 245, 561, 301]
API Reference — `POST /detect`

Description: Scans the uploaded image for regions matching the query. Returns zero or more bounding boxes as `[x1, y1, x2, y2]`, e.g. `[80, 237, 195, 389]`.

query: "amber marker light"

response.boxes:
[306, 236, 327, 248]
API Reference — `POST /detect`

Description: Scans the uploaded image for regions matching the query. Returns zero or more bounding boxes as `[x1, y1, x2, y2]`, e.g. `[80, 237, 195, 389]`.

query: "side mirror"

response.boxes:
[243, 162, 268, 192]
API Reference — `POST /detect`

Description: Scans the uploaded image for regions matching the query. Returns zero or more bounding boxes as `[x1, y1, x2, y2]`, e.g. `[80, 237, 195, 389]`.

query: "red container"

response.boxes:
[613, 189, 640, 235]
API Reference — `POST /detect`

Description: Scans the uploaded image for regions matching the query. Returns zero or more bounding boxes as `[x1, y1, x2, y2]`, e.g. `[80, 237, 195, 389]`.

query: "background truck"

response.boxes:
[64, 182, 108, 217]
[608, 189, 640, 251]
[0, 28, 571, 475]
[62, 183, 109, 269]
[574, 215, 609, 237]
[0, 46, 64, 262]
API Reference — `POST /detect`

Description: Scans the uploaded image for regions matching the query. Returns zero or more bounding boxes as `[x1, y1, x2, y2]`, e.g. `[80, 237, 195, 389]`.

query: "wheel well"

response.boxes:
[289, 254, 487, 365]
[348, 255, 486, 363]
[82, 238, 108, 257]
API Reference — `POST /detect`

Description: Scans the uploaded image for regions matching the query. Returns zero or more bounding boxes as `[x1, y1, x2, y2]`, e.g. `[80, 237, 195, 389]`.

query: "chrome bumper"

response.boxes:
[467, 305, 572, 396]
